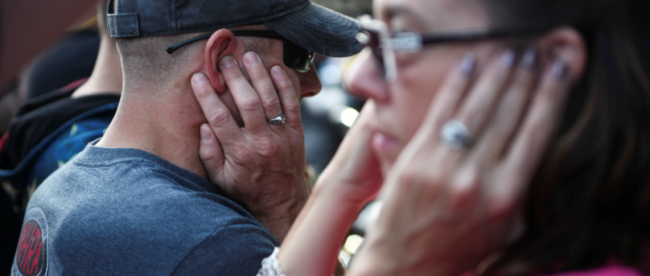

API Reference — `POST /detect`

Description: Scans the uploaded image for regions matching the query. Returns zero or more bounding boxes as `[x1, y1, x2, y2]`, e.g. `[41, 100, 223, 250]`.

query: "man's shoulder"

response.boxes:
[22, 146, 277, 275]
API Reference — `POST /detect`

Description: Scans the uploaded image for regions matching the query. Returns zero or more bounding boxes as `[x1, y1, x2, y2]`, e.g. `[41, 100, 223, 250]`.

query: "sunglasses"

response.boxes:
[166, 30, 315, 73]
[356, 15, 544, 81]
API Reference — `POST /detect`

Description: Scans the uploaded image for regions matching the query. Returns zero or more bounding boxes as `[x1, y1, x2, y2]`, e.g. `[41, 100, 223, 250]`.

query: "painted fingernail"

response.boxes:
[220, 56, 236, 68]
[552, 60, 569, 80]
[458, 53, 476, 75]
[501, 49, 516, 67]
[243, 52, 260, 66]
[200, 125, 212, 142]
[271, 66, 285, 77]
[192, 73, 207, 85]
[522, 48, 539, 70]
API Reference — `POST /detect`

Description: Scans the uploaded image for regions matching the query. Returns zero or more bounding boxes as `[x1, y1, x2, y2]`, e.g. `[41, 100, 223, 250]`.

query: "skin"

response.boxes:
[98, 24, 321, 242]
[194, 0, 587, 274]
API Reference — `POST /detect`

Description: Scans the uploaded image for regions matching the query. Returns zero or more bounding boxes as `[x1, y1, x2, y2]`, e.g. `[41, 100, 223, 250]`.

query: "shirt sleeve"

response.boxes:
[171, 223, 278, 276]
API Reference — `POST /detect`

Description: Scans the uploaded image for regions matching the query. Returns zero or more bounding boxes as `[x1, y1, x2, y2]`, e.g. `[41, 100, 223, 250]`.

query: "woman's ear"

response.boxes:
[537, 27, 587, 82]
[204, 29, 239, 93]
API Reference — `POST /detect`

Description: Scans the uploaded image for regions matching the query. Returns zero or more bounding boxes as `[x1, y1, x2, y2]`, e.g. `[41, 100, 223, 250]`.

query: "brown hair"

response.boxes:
[479, 0, 650, 274]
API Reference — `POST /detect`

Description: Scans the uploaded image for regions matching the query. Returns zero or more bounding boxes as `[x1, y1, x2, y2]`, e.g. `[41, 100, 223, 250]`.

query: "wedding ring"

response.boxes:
[268, 114, 286, 125]
[440, 120, 474, 150]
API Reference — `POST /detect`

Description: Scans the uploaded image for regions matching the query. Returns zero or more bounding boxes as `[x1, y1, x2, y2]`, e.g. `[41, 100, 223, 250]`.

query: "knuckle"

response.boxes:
[284, 102, 301, 114]
[262, 97, 282, 112]
[240, 98, 262, 112]
[449, 170, 481, 208]
[254, 138, 278, 157]
[209, 109, 231, 126]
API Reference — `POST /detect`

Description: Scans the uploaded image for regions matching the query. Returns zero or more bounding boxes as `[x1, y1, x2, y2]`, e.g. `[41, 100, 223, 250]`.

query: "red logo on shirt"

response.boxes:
[12, 208, 48, 276]
[16, 221, 44, 275]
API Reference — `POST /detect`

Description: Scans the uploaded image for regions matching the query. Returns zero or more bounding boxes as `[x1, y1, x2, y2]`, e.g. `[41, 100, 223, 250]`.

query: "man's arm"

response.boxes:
[171, 223, 277, 276]
[191, 53, 309, 242]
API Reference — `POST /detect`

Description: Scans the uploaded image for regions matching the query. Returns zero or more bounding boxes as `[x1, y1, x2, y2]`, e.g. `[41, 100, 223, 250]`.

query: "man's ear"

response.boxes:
[204, 29, 239, 93]
[536, 27, 587, 82]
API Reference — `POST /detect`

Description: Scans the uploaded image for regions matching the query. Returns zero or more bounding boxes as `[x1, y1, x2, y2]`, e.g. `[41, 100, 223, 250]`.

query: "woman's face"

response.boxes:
[346, 0, 510, 173]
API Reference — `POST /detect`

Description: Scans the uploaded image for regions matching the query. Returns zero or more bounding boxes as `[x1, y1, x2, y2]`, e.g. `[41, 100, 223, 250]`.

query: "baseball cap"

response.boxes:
[106, 0, 362, 57]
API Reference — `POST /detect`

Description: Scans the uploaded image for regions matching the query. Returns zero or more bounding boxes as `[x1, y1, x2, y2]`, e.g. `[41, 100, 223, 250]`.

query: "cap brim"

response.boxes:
[264, 3, 362, 57]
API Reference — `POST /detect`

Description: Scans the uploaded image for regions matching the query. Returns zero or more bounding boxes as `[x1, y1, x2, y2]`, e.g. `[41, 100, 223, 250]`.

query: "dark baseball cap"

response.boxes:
[107, 0, 362, 57]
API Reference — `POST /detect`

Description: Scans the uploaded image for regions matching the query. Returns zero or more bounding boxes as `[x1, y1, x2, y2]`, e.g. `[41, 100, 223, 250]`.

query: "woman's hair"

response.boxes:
[478, 0, 650, 274]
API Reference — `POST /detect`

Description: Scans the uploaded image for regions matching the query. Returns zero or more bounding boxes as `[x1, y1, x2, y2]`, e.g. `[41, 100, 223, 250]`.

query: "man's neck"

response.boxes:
[96, 80, 209, 180]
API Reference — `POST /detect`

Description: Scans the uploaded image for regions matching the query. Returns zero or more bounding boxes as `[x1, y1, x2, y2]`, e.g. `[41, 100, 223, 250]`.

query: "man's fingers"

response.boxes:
[271, 65, 302, 129]
[219, 55, 268, 132]
[243, 52, 284, 120]
[191, 72, 243, 145]
[499, 59, 572, 200]
[199, 124, 224, 184]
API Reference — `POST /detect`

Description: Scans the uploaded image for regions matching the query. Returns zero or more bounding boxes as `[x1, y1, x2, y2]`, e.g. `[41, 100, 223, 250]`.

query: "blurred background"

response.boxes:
[0, 0, 375, 271]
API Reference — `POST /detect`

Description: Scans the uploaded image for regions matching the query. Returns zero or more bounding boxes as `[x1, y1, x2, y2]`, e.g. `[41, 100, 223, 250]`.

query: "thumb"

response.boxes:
[199, 124, 224, 183]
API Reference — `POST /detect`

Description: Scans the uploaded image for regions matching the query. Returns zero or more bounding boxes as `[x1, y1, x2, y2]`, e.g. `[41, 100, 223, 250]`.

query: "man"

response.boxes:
[2, 2, 122, 274]
[11, 0, 360, 275]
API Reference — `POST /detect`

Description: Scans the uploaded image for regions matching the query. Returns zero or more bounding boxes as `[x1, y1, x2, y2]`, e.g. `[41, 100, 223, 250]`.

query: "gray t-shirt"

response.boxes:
[11, 145, 278, 276]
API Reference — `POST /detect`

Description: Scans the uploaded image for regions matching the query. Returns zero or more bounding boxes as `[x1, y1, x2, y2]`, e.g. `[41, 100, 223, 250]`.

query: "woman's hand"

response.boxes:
[350, 49, 573, 276]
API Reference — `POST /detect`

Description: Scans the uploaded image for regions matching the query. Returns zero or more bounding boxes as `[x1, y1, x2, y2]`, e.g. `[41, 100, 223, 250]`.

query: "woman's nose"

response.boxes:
[345, 48, 390, 103]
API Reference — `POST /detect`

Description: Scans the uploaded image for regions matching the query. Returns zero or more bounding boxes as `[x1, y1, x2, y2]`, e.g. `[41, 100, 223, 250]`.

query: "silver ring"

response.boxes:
[268, 114, 286, 125]
[440, 120, 474, 150]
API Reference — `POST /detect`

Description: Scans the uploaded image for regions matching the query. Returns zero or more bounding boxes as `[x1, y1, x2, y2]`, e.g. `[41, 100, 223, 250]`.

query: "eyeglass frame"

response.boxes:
[166, 30, 315, 73]
[356, 15, 547, 81]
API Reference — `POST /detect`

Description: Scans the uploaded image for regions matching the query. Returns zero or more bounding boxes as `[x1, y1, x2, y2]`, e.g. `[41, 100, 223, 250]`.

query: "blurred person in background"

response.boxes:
[0, 1, 122, 274]
[195, 0, 650, 274]
[10, 0, 360, 275]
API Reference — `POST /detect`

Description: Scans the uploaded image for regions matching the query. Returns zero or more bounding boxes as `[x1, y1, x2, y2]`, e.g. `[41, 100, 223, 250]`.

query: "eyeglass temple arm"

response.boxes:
[419, 29, 547, 45]
[166, 30, 284, 54]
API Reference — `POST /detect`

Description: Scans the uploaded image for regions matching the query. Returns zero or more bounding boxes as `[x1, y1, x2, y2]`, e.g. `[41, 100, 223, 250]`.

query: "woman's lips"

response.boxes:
[372, 131, 400, 153]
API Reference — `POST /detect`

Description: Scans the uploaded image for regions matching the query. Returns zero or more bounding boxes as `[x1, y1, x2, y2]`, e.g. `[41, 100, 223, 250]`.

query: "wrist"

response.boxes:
[314, 173, 374, 209]
[252, 177, 310, 242]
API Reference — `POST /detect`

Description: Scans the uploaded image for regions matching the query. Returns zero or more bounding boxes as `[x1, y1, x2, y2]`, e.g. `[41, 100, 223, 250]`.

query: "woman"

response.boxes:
[194, 0, 650, 274]
[275, 0, 650, 274]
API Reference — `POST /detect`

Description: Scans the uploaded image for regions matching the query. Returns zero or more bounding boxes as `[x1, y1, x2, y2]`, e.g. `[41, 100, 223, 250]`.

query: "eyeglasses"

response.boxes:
[356, 15, 544, 81]
[166, 30, 315, 73]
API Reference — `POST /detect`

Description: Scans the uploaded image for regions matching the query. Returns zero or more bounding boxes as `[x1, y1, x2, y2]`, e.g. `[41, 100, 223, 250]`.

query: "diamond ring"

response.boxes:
[440, 120, 474, 150]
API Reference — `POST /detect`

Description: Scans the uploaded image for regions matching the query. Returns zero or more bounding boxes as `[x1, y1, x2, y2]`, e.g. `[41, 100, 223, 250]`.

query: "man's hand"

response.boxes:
[191, 52, 310, 241]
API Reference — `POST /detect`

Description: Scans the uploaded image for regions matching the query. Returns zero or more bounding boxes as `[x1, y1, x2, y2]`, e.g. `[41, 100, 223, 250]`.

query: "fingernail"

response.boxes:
[200, 125, 212, 142]
[522, 48, 539, 70]
[501, 49, 515, 67]
[243, 52, 260, 66]
[271, 66, 285, 77]
[552, 60, 569, 80]
[220, 56, 236, 68]
[458, 53, 476, 75]
[192, 73, 207, 85]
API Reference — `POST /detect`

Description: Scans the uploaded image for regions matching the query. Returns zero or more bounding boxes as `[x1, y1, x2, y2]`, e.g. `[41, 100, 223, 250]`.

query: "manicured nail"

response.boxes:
[220, 56, 236, 68]
[271, 66, 285, 77]
[552, 60, 569, 80]
[458, 53, 476, 75]
[200, 125, 212, 142]
[522, 48, 539, 70]
[243, 52, 260, 66]
[501, 49, 515, 67]
[192, 73, 207, 85]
